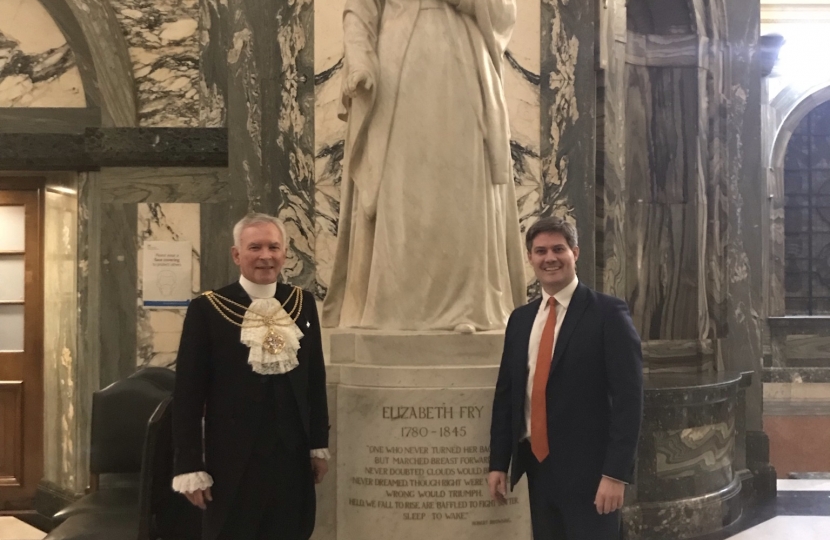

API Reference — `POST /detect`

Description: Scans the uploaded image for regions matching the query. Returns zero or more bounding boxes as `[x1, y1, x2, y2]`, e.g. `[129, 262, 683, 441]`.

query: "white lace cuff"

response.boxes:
[172, 471, 214, 493]
[310, 448, 331, 460]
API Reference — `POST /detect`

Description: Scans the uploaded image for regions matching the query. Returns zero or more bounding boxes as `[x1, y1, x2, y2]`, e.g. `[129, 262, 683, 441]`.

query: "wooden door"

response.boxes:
[0, 187, 43, 510]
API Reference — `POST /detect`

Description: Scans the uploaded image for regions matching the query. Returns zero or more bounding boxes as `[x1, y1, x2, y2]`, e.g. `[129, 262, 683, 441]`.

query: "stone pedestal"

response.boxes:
[622, 373, 748, 539]
[324, 331, 531, 540]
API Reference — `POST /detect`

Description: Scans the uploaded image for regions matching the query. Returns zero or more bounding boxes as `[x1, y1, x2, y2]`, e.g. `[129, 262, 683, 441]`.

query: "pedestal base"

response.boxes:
[622, 373, 747, 539]
[325, 330, 531, 540]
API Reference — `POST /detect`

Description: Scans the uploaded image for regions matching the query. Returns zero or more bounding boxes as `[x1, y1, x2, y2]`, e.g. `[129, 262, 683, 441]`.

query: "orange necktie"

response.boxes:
[531, 297, 557, 462]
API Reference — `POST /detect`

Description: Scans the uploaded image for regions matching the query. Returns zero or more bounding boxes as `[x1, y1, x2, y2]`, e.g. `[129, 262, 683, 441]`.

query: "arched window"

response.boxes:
[784, 100, 830, 314]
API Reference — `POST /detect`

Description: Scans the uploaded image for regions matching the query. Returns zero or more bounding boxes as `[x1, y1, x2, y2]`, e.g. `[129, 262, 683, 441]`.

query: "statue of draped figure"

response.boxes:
[322, 0, 526, 331]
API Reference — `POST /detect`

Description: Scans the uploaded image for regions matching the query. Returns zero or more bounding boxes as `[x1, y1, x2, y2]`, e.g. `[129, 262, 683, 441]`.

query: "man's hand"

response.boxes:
[312, 457, 329, 484]
[594, 476, 625, 514]
[184, 487, 212, 510]
[345, 71, 374, 97]
[487, 471, 508, 505]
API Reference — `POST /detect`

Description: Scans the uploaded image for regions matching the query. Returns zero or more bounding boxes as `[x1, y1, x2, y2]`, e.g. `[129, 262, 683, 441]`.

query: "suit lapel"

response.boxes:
[514, 299, 540, 381]
[275, 282, 292, 305]
[550, 283, 590, 372]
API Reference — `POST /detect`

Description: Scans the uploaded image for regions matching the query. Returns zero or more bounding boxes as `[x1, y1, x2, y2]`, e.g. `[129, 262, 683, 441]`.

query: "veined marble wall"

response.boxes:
[624, 65, 702, 342]
[76, 0, 600, 387]
[137, 203, 201, 368]
[0, 0, 85, 107]
[110, 0, 200, 126]
[85, 167, 229, 384]
[620, 1, 731, 375]
[313, 0, 542, 295]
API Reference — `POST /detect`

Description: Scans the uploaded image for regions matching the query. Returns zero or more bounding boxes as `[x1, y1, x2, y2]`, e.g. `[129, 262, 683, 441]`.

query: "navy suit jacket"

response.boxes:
[489, 282, 643, 497]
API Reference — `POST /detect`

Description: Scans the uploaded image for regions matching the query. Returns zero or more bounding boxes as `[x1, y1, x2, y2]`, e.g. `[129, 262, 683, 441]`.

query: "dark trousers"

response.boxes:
[215, 375, 313, 540]
[214, 438, 311, 540]
[520, 441, 621, 540]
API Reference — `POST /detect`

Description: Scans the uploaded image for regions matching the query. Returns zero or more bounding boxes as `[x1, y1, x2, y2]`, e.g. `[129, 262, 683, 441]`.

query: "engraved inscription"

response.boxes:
[347, 403, 519, 524]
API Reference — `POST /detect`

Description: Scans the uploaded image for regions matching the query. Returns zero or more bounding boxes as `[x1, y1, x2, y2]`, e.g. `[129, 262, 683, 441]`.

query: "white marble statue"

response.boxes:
[322, 0, 526, 331]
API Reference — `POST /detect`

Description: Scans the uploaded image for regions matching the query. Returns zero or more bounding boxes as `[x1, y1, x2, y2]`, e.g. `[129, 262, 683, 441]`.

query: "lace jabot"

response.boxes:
[240, 297, 304, 375]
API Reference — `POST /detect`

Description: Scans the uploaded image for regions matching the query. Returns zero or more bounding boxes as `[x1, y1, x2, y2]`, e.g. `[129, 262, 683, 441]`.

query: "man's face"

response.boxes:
[232, 222, 286, 285]
[527, 231, 579, 295]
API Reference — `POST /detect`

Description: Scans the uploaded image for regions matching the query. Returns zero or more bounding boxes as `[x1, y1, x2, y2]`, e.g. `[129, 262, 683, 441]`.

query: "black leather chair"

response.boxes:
[138, 397, 201, 540]
[129, 367, 176, 393]
[52, 377, 170, 526]
[48, 395, 199, 540]
[44, 512, 140, 540]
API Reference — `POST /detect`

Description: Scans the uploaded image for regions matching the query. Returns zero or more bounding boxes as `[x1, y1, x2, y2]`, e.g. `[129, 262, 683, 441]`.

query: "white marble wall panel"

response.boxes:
[0, 0, 85, 107]
[313, 0, 542, 293]
[110, 0, 200, 125]
[136, 203, 200, 368]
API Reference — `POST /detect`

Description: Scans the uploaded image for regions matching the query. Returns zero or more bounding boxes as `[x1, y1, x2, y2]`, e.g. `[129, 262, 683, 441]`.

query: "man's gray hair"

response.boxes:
[233, 213, 288, 247]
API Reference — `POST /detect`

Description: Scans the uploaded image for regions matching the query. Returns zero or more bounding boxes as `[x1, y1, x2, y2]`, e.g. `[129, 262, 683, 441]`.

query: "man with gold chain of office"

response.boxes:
[172, 213, 330, 540]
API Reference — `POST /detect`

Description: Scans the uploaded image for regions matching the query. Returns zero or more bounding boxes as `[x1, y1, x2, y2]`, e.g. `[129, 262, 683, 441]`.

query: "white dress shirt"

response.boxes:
[522, 276, 579, 440]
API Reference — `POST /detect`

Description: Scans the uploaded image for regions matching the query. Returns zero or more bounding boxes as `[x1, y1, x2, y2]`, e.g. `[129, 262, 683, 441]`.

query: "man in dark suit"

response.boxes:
[172, 213, 329, 540]
[488, 216, 643, 539]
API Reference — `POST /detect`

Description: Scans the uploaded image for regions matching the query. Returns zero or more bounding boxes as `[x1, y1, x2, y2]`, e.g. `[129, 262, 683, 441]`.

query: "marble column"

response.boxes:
[225, 0, 317, 288]
[722, 0, 765, 433]
[75, 172, 102, 494]
[596, 0, 627, 296]
[721, 0, 776, 495]
[62, 0, 137, 126]
[42, 179, 81, 496]
[98, 202, 139, 387]
[623, 29, 722, 372]
[541, 0, 596, 287]
[199, 0, 228, 127]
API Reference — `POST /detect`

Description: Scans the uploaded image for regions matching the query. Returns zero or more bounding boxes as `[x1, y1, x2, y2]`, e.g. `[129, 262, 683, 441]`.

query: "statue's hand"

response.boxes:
[345, 70, 374, 97]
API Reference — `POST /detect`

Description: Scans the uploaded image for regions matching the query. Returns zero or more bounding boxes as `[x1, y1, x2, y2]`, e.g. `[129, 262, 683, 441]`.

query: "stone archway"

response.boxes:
[1, 0, 136, 128]
[770, 81, 830, 170]
[767, 80, 830, 317]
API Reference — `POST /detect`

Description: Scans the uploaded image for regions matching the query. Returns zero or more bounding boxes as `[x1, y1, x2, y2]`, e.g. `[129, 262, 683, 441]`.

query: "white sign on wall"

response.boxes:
[142, 241, 192, 307]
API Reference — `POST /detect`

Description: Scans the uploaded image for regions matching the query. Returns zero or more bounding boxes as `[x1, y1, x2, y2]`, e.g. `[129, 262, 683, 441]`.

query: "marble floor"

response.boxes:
[722, 517, 830, 539]
[0, 517, 45, 540]
[696, 479, 830, 539]
[0, 480, 828, 540]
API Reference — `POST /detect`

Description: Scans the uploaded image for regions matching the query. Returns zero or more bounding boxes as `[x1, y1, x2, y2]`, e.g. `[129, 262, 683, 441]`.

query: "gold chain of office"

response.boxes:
[203, 287, 303, 355]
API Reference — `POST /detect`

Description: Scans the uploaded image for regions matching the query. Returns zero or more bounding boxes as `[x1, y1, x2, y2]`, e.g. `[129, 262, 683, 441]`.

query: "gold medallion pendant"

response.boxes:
[263, 327, 286, 355]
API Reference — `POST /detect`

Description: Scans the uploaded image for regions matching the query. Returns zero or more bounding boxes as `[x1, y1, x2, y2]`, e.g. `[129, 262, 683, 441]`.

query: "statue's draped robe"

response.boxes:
[322, 0, 526, 331]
